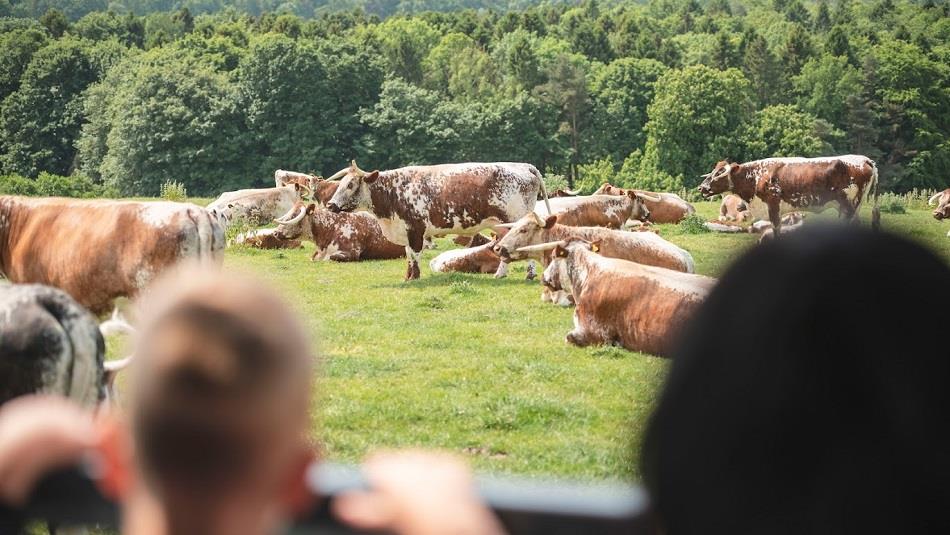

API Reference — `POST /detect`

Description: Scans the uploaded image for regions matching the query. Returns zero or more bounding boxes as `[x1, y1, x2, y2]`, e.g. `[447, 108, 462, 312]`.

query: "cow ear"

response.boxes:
[544, 215, 557, 229]
[489, 231, 497, 239]
[555, 245, 568, 258]
[306, 203, 316, 214]
[626, 190, 637, 199]
[364, 170, 380, 183]
[590, 241, 601, 253]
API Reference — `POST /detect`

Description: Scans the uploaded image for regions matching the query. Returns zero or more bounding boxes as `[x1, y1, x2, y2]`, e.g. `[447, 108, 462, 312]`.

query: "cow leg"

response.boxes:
[566, 310, 596, 346]
[767, 201, 782, 238]
[329, 250, 359, 262]
[493, 260, 509, 279]
[837, 198, 857, 222]
[526, 260, 537, 280]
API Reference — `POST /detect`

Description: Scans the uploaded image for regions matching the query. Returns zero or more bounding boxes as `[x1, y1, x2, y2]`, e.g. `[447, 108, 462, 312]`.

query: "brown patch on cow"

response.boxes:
[719, 194, 752, 223]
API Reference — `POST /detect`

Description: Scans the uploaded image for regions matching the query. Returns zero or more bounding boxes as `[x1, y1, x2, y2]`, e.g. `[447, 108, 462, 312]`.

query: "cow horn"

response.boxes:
[516, 240, 567, 253]
[700, 171, 714, 178]
[637, 192, 662, 202]
[563, 188, 580, 195]
[326, 167, 349, 181]
[104, 355, 133, 373]
[493, 223, 516, 229]
[929, 192, 943, 206]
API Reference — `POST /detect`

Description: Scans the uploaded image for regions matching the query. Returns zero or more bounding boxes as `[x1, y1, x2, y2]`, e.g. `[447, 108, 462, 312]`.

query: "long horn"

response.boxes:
[351, 159, 367, 175]
[929, 192, 943, 205]
[516, 240, 567, 253]
[326, 167, 349, 181]
[275, 206, 306, 225]
[700, 171, 714, 178]
[493, 223, 516, 229]
[636, 192, 662, 202]
[563, 189, 580, 195]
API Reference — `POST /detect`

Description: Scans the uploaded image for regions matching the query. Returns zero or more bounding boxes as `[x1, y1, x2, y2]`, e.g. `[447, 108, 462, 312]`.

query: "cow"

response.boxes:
[929, 189, 950, 236]
[706, 211, 806, 234]
[207, 184, 309, 229]
[593, 183, 696, 223]
[539, 188, 580, 199]
[325, 160, 549, 280]
[493, 212, 695, 274]
[534, 239, 715, 357]
[275, 169, 319, 189]
[719, 194, 752, 223]
[698, 155, 880, 237]
[233, 228, 302, 249]
[430, 239, 503, 275]
[0, 284, 130, 407]
[0, 196, 223, 316]
[532, 193, 654, 229]
[274, 202, 405, 262]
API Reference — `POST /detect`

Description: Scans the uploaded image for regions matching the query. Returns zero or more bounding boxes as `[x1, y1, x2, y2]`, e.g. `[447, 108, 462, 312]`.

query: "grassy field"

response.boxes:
[109, 200, 950, 482]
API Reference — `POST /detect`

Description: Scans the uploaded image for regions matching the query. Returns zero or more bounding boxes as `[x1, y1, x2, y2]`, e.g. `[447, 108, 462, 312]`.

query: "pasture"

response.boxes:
[108, 200, 950, 482]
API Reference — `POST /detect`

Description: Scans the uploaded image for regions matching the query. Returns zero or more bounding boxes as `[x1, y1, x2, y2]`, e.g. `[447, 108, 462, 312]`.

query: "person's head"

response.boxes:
[100, 269, 315, 534]
[643, 224, 950, 534]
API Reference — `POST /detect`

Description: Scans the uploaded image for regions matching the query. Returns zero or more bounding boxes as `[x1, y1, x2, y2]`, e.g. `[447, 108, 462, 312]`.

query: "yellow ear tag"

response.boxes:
[591, 243, 600, 253]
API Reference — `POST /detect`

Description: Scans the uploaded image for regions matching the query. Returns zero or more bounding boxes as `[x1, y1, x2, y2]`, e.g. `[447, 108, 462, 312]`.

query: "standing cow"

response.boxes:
[0, 196, 223, 315]
[537, 240, 715, 357]
[698, 155, 879, 237]
[593, 183, 695, 223]
[325, 161, 549, 280]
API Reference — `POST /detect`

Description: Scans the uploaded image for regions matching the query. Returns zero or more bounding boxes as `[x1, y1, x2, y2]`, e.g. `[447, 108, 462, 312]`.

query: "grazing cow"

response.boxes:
[325, 160, 549, 280]
[698, 155, 879, 236]
[719, 194, 752, 223]
[532, 193, 654, 229]
[538, 240, 715, 357]
[593, 183, 695, 223]
[0, 196, 223, 315]
[929, 189, 950, 236]
[274, 202, 405, 262]
[430, 239, 503, 275]
[0, 284, 129, 406]
[233, 228, 302, 249]
[207, 184, 309, 228]
[494, 212, 695, 274]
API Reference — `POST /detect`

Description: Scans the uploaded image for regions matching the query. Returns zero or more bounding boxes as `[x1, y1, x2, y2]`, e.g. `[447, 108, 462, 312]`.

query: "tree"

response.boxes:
[493, 29, 543, 91]
[741, 105, 838, 159]
[39, 8, 69, 38]
[824, 25, 854, 63]
[742, 32, 783, 106]
[814, 0, 831, 30]
[73, 11, 145, 48]
[534, 54, 589, 184]
[0, 27, 47, 101]
[639, 65, 755, 188]
[99, 47, 250, 196]
[374, 17, 439, 84]
[0, 38, 101, 176]
[782, 24, 815, 76]
[793, 54, 862, 128]
[586, 57, 667, 165]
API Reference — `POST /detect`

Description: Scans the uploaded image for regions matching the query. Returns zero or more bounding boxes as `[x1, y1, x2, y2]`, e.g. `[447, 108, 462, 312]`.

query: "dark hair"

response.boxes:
[643, 225, 950, 534]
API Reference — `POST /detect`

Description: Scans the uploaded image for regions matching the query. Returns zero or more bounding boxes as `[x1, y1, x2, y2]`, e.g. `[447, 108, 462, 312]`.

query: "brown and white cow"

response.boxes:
[0, 196, 223, 315]
[593, 183, 695, 223]
[698, 155, 880, 236]
[929, 188, 950, 236]
[325, 160, 549, 280]
[532, 193, 653, 229]
[274, 202, 405, 262]
[430, 239, 503, 275]
[719, 194, 752, 223]
[207, 184, 309, 229]
[539, 188, 580, 199]
[233, 228, 302, 249]
[275, 169, 319, 189]
[494, 212, 695, 274]
[536, 239, 715, 357]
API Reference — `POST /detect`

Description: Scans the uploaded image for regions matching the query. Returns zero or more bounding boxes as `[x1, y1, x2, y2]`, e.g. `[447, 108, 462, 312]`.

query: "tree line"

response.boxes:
[0, 0, 947, 197]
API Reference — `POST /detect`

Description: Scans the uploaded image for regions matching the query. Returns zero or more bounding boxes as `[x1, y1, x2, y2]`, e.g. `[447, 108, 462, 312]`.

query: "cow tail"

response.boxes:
[534, 167, 552, 215]
[870, 161, 881, 231]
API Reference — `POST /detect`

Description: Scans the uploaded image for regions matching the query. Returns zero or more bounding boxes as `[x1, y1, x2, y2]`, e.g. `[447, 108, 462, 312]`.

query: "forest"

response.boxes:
[0, 0, 947, 197]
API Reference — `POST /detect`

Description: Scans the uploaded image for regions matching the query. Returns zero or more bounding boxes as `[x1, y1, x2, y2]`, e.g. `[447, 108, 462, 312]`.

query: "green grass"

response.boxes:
[106, 200, 950, 482]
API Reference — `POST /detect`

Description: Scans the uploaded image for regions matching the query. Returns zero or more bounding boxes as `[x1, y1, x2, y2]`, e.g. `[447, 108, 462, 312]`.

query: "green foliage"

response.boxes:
[575, 157, 614, 194]
[741, 104, 838, 159]
[678, 212, 710, 234]
[160, 179, 188, 201]
[878, 191, 907, 214]
[0, 172, 115, 197]
[0, 26, 47, 101]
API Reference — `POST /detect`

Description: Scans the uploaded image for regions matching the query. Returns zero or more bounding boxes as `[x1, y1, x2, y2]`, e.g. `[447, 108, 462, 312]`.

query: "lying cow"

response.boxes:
[233, 228, 302, 249]
[207, 184, 309, 228]
[275, 169, 319, 189]
[532, 193, 654, 229]
[0, 284, 129, 406]
[537, 240, 715, 357]
[326, 160, 549, 280]
[430, 239, 503, 275]
[0, 196, 223, 315]
[539, 188, 580, 199]
[494, 212, 695, 274]
[274, 202, 405, 262]
[929, 188, 950, 236]
[706, 212, 806, 234]
[593, 183, 695, 223]
[719, 194, 752, 223]
[698, 155, 879, 236]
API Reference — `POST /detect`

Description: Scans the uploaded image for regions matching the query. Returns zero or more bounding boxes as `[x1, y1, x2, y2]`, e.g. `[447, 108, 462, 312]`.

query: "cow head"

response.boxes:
[274, 202, 316, 240]
[540, 240, 597, 299]
[698, 160, 737, 198]
[492, 212, 557, 261]
[930, 190, 950, 220]
[325, 160, 379, 213]
[627, 191, 654, 221]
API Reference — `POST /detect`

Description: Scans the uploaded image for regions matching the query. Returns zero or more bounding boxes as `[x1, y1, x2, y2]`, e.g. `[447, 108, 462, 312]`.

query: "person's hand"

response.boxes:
[0, 396, 97, 506]
[333, 450, 505, 535]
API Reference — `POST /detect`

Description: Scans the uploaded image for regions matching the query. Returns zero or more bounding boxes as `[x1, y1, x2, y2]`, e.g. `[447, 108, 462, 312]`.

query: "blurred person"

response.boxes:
[642, 224, 950, 534]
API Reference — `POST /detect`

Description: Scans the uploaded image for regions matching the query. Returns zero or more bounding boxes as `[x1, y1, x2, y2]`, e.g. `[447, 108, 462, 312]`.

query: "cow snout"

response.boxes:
[697, 184, 712, 198]
[327, 202, 341, 213]
[494, 245, 510, 259]
[933, 209, 945, 220]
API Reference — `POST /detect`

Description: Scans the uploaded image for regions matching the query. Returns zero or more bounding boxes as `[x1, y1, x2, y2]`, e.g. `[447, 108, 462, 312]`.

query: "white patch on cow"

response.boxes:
[493, 261, 509, 278]
[430, 247, 471, 272]
[339, 222, 355, 240]
[316, 241, 340, 261]
[141, 203, 184, 228]
[376, 217, 410, 246]
[843, 182, 861, 203]
[134, 266, 153, 289]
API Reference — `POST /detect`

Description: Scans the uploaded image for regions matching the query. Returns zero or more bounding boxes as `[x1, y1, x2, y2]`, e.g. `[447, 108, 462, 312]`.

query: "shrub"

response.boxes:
[679, 212, 710, 234]
[0, 174, 38, 195]
[878, 192, 907, 214]
[160, 180, 188, 201]
[0, 172, 115, 198]
[542, 174, 569, 193]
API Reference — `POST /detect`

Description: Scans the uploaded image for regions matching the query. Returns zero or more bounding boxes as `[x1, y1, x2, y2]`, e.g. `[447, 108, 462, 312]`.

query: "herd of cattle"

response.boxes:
[0, 154, 911, 408]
